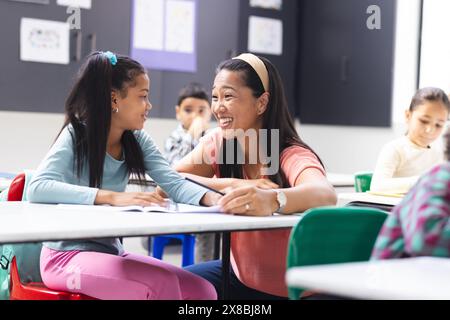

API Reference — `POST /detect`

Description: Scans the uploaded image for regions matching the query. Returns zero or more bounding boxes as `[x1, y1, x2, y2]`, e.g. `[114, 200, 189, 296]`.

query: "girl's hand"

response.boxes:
[231, 178, 279, 190]
[200, 191, 223, 207]
[218, 186, 279, 216]
[96, 190, 168, 207]
[155, 186, 169, 198]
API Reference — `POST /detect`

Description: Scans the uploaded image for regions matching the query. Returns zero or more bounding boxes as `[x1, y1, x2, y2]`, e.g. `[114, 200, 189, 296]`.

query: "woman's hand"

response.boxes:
[231, 178, 279, 190]
[95, 190, 168, 207]
[218, 186, 279, 216]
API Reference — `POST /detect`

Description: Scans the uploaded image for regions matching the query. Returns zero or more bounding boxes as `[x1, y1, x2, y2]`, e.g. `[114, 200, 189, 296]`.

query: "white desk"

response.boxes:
[338, 192, 402, 210]
[0, 178, 12, 192]
[0, 202, 300, 244]
[327, 173, 354, 188]
[286, 257, 450, 300]
[0, 202, 301, 299]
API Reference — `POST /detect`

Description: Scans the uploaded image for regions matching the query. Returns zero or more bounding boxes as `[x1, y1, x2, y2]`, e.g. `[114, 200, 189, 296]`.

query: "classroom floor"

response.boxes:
[123, 237, 182, 266]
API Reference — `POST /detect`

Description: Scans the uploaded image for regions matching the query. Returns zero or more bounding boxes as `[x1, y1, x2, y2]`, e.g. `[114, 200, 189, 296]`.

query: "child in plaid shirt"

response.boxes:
[372, 125, 450, 260]
[165, 83, 212, 165]
[164, 83, 215, 263]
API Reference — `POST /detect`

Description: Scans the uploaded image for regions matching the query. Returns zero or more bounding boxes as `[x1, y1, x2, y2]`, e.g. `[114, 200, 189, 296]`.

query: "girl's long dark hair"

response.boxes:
[60, 52, 146, 188]
[217, 56, 323, 187]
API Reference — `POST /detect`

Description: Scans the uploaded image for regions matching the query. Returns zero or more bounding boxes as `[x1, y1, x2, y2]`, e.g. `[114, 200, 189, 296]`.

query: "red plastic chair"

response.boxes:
[7, 173, 96, 300]
[10, 257, 95, 300]
[7, 173, 26, 201]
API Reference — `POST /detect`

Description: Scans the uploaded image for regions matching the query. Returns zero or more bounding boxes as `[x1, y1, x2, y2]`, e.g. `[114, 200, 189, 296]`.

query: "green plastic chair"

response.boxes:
[286, 206, 388, 300]
[354, 172, 373, 192]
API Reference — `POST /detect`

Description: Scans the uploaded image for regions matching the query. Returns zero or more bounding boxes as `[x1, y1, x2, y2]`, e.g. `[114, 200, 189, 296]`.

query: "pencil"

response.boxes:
[185, 177, 226, 196]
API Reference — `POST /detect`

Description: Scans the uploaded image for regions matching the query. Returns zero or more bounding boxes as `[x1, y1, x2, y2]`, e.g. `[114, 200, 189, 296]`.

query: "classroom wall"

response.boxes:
[300, 0, 426, 174]
[0, 0, 240, 119]
[0, 0, 426, 175]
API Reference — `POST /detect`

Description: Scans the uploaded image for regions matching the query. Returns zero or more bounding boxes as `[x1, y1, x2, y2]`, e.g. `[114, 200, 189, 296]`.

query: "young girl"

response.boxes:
[370, 88, 450, 193]
[371, 128, 450, 260]
[27, 51, 219, 300]
[175, 53, 337, 299]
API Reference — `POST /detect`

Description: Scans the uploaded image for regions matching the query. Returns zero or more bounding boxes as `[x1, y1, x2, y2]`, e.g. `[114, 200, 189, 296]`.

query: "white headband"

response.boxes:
[232, 53, 269, 93]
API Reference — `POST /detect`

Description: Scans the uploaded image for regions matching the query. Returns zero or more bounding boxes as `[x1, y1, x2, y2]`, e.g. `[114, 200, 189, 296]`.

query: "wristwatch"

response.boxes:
[274, 190, 287, 213]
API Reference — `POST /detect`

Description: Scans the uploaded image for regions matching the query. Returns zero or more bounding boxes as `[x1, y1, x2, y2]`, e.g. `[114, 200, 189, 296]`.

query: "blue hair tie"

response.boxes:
[101, 51, 117, 66]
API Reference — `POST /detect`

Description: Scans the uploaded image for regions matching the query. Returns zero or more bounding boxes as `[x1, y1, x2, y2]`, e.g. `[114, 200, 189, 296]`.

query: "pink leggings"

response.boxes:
[40, 246, 217, 300]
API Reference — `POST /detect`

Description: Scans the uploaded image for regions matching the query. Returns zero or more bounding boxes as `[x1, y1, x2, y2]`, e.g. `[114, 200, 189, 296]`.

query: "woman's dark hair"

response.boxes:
[216, 56, 323, 187]
[60, 52, 147, 188]
[409, 87, 450, 113]
[177, 82, 209, 106]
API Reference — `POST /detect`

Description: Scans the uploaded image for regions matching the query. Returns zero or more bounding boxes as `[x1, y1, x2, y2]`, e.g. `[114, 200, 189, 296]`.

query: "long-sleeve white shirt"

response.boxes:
[370, 136, 444, 193]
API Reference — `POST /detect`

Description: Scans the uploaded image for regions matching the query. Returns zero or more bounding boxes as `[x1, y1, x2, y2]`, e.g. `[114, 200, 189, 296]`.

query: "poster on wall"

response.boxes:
[133, 0, 165, 51]
[165, 0, 195, 53]
[248, 16, 283, 55]
[249, 0, 282, 10]
[20, 18, 70, 65]
[131, 0, 197, 72]
[8, 0, 50, 4]
[56, 0, 92, 9]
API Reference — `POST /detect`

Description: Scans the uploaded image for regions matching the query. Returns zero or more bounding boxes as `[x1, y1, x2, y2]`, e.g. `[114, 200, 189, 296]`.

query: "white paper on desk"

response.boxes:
[58, 204, 222, 214]
[20, 18, 70, 65]
[57, 0, 91, 9]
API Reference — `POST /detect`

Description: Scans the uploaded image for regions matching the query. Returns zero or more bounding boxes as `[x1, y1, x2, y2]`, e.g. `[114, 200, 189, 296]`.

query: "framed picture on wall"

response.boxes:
[8, 0, 50, 4]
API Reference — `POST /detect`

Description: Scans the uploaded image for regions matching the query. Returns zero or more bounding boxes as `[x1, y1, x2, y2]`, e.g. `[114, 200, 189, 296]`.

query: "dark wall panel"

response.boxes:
[0, 0, 239, 118]
[297, 0, 396, 127]
[0, 0, 131, 113]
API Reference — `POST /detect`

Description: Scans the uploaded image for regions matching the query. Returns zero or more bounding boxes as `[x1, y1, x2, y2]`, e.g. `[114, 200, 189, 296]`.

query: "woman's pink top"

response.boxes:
[201, 129, 326, 297]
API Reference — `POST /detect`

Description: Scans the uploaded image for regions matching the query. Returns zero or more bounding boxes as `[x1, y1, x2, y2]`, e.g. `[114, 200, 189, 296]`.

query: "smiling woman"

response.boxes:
[175, 53, 337, 299]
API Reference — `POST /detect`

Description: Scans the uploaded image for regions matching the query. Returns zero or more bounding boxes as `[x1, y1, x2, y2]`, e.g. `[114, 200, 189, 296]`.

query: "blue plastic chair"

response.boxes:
[151, 235, 195, 267]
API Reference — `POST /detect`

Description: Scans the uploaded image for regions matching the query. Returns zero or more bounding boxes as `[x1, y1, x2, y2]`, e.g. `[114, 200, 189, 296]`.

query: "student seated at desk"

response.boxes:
[370, 87, 450, 194]
[27, 51, 219, 300]
[175, 53, 337, 299]
[165, 82, 212, 165]
[371, 128, 450, 260]
[164, 82, 216, 263]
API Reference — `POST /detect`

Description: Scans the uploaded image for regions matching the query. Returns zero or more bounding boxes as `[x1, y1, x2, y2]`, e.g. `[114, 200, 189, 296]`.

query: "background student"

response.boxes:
[370, 87, 450, 193]
[371, 127, 450, 260]
[165, 82, 212, 165]
[163, 82, 215, 263]
[175, 53, 337, 299]
[27, 51, 219, 300]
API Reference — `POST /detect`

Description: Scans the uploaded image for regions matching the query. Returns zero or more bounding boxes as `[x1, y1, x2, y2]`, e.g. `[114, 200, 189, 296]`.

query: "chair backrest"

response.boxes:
[7, 170, 34, 201]
[7, 173, 26, 201]
[0, 171, 42, 300]
[354, 172, 373, 192]
[286, 206, 388, 299]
